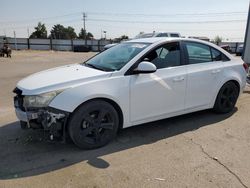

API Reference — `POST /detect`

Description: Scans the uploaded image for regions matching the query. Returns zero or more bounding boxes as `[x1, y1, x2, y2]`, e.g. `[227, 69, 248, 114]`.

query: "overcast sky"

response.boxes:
[0, 0, 249, 41]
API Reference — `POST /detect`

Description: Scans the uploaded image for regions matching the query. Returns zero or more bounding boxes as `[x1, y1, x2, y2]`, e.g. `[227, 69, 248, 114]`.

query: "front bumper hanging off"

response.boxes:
[13, 88, 69, 140]
[15, 108, 39, 122]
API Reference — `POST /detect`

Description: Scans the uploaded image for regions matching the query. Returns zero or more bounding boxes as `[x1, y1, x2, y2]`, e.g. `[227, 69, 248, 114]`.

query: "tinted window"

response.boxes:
[185, 42, 212, 64]
[144, 42, 181, 69]
[156, 33, 169, 37]
[211, 48, 230, 62]
[170, 33, 180, 37]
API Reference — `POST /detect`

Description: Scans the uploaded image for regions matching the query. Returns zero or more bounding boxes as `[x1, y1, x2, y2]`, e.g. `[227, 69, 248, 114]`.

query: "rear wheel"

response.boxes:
[68, 100, 119, 149]
[213, 82, 239, 113]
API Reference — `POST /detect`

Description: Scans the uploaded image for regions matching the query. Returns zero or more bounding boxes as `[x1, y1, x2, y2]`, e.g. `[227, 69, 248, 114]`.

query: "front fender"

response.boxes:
[49, 76, 131, 126]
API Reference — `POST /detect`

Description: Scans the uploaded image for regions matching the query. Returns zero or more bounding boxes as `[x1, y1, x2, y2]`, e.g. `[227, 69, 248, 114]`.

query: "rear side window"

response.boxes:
[185, 42, 212, 64]
[211, 48, 230, 62]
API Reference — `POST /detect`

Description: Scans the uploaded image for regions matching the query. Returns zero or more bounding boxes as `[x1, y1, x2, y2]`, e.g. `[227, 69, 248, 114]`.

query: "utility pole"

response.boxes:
[27, 28, 30, 38]
[82, 12, 87, 45]
[103, 31, 107, 40]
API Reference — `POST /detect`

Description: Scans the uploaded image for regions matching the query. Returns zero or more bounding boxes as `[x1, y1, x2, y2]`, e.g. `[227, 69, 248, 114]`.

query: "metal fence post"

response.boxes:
[50, 37, 53, 50]
[27, 38, 30, 50]
[98, 39, 100, 52]
[71, 38, 74, 51]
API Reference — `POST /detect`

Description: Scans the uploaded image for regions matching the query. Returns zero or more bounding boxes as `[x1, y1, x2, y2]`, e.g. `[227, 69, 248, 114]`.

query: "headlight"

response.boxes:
[23, 90, 63, 108]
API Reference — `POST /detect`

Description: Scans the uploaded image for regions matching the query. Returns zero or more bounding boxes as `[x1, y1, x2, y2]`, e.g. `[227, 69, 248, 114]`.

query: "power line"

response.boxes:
[87, 18, 247, 24]
[0, 11, 247, 25]
[86, 11, 248, 17]
[0, 17, 246, 31]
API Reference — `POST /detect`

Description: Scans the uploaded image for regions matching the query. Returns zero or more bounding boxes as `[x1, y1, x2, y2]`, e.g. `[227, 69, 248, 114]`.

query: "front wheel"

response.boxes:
[68, 100, 119, 149]
[213, 82, 239, 113]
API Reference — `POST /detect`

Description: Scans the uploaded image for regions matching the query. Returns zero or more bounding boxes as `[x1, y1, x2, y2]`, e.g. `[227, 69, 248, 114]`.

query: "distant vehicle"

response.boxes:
[220, 45, 232, 53]
[135, 32, 181, 39]
[0, 44, 12, 58]
[247, 74, 250, 85]
[236, 44, 244, 56]
[103, 43, 118, 50]
[188, 36, 210, 42]
[104, 32, 181, 50]
[14, 37, 247, 149]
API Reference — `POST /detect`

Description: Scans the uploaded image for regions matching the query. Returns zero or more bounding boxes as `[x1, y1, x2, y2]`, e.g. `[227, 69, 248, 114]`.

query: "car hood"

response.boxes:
[17, 64, 112, 95]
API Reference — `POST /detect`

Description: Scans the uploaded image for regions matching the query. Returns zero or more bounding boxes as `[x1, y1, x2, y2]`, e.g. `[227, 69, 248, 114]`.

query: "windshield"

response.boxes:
[83, 42, 150, 71]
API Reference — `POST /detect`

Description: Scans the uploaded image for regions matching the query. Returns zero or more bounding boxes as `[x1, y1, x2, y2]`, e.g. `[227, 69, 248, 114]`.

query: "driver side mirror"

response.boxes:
[133, 61, 157, 74]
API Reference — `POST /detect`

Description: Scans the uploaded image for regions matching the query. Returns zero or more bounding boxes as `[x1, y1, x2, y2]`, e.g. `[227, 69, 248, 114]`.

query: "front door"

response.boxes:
[130, 42, 187, 123]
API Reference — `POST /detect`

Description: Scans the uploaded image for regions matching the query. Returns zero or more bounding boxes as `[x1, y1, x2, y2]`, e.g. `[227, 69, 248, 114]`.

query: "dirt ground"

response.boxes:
[0, 51, 250, 188]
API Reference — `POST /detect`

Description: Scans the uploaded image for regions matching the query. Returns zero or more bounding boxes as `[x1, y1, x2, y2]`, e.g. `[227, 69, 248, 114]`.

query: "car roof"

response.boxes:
[125, 37, 232, 57]
[126, 37, 209, 44]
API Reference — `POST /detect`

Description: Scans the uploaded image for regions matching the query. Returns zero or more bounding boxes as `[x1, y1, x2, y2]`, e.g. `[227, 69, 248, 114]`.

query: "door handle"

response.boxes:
[173, 77, 185, 82]
[211, 69, 221, 74]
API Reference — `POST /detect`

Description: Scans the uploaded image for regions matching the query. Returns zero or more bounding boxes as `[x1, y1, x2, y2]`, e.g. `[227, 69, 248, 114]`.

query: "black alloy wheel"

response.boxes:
[68, 100, 119, 149]
[214, 82, 239, 113]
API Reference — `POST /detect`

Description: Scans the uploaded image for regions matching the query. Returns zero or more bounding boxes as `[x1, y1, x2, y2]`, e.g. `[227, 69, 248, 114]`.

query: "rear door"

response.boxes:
[183, 41, 228, 110]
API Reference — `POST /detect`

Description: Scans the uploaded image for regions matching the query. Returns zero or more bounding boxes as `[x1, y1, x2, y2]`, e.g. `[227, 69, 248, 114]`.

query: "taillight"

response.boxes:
[243, 63, 249, 73]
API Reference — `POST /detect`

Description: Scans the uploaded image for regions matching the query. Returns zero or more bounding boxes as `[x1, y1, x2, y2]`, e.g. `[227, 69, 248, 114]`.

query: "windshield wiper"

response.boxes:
[84, 63, 105, 71]
[84, 63, 115, 72]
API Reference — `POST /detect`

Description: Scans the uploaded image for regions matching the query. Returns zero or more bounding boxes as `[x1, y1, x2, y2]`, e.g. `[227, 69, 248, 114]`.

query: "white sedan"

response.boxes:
[14, 37, 247, 149]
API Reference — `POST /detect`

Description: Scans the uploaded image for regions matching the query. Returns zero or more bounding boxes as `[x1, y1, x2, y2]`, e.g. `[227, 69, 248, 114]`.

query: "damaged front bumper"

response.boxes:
[15, 107, 39, 122]
[13, 88, 69, 140]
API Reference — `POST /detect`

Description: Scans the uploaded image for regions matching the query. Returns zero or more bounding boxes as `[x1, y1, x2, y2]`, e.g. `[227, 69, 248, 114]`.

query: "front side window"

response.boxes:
[185, 42, 212, 64]
[84, 42, 150, 71]
[143, 42, 181, 69]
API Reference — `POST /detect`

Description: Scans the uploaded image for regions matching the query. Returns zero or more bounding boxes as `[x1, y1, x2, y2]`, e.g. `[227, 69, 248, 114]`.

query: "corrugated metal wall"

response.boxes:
[4, 38, 112, 52]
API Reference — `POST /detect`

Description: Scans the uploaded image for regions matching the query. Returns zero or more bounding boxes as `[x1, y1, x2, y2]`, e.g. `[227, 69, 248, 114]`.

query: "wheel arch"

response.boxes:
[228, 80, 240, 92]
[212, 79, 241, 107]
[68, 97, 124, 130]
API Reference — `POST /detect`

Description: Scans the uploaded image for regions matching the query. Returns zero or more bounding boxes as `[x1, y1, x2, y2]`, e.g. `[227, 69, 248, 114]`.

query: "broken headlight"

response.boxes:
[23, 90, 63, 108]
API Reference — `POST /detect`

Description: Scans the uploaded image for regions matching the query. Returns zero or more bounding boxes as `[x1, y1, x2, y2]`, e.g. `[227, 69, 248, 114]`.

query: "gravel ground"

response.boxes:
[0, 51, 250, 188]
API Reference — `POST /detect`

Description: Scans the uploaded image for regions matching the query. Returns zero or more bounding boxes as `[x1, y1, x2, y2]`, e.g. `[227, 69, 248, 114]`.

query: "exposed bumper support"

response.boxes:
[15, 107, 69, 140]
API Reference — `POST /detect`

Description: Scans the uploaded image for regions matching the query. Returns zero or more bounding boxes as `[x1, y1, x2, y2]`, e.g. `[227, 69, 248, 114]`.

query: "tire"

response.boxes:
[68, 100, 119, 149]
[213, 82, 239, 113]
[20, 121, 28, 129]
